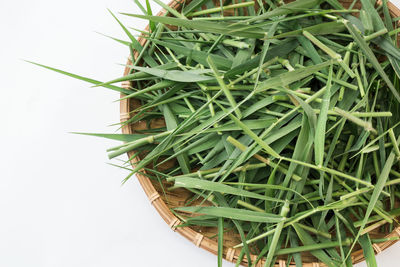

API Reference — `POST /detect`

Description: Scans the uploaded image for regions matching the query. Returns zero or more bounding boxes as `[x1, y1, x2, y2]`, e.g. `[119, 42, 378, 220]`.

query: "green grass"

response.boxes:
[29, 0, 400, 266]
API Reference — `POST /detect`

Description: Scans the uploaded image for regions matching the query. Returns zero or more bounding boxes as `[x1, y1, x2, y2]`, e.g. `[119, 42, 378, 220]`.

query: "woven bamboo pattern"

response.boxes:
[120, 0, 400, 265]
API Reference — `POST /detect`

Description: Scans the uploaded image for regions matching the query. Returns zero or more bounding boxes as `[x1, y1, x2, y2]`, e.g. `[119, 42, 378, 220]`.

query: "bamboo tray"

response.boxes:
[119, 0, 400, 266]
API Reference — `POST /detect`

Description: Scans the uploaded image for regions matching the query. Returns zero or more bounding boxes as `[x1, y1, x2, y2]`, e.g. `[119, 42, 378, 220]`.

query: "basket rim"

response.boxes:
[119, 0, 400, 266]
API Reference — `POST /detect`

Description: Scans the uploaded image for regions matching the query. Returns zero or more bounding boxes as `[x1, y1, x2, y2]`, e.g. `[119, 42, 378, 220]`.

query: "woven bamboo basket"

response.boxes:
[120, 0, 400, 266]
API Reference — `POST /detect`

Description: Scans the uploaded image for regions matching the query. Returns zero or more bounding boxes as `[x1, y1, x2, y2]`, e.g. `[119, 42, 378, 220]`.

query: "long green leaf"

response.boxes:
[174, 177, 286, 202]
[315, 64, 332, 166]
[72, 132, 149, 142]
[359, 234, 378, 267]
[131, 66, 214, 82]
[175, 206, 284, 223]
[123, 14, 266, 38]
[25, 61, 133, 95]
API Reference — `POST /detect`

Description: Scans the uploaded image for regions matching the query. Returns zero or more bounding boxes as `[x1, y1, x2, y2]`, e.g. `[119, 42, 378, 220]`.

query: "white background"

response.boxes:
[0, 0, 399, 266]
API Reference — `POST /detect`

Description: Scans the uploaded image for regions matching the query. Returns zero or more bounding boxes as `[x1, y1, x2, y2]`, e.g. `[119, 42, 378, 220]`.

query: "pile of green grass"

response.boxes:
[31, 0, 400, 266]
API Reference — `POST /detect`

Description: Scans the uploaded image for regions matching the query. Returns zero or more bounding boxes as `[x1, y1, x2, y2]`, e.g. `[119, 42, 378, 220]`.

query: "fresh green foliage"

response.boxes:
[31, 0, 400, 266]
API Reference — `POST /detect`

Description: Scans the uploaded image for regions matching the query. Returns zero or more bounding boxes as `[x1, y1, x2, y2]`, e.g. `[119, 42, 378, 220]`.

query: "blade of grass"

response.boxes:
[218, 217, 223, 267]
[25, 61, 133, 95]
[359, 234, 378, 267]
[264, 201, 290, 267]
[175, 206, 285, 223]
[315, 65, 333, 167]
[173, 177, 287, 202]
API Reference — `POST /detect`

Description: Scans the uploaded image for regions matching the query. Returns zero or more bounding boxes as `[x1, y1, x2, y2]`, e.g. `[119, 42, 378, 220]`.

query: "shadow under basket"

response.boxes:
[119, 0, 400, 266]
